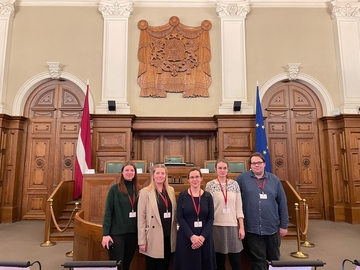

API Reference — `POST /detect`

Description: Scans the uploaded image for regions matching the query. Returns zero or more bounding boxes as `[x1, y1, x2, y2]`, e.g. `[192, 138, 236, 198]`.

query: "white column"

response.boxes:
[330, 0, 360, 114]
[216, 1, 252, 114]
[97, 0, 133, 114]
[0, 0, 15, 114]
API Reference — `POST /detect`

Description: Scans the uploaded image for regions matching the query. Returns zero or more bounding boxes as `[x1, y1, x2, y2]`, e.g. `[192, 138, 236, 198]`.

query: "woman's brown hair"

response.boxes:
[117, 161, 140, 195]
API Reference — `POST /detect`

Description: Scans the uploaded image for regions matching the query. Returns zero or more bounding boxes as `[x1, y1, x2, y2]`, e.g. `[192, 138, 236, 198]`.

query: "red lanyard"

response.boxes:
[217, 178, 228, 206]
[189, 189, 201, 220]
[156, 188, 169, 212]
[255, 177, 266, 192]
[127, 187, 136, 211]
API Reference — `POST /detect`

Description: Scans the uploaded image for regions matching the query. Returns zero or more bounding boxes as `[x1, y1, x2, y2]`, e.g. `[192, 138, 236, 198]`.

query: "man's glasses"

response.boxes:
[250, 161, 264, 165]
[189, 175, 201, 180]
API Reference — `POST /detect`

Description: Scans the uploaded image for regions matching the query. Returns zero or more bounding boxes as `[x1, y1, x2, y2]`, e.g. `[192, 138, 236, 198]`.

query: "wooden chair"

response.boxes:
[204, 159, 247, 173]
[104, 161, 123, 173]
[228, 160, 247, 173]
[204, 160, 216, 173]
[131, 160, 147, 173]
[164, 155, 184, 163]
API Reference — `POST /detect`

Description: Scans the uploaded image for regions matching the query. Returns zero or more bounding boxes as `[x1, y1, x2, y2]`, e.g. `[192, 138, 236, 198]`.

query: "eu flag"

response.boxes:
[255, 86, 272, 172]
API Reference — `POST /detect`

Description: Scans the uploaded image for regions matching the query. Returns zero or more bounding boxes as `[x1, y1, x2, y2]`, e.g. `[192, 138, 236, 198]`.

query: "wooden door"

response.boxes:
[263, 81, 324, 218]
[22, 80, 85, 219]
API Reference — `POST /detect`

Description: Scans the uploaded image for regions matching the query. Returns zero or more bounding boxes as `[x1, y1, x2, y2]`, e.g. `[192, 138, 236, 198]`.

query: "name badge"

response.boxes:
[194, 221, 203, 228]
[129, 212, 137, 218]
[223, 208, 230, 214]
[164, 212, 171, 218]
[260, 193, 267, 199]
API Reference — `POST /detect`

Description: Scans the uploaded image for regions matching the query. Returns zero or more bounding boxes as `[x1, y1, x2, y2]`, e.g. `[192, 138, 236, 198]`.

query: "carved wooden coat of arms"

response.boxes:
[137, 16, 212, 98]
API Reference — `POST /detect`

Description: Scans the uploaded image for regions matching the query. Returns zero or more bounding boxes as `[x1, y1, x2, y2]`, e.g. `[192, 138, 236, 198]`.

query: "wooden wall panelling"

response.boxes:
[92, 115, 134, 172]
[132, 117, 217, 168]
[134, 133, 161, 171]
[320, 117, 344, 221]
[316, 119, 332, 221]
[341, 115, 360, 223]
[163, 134, 186, 160]
[0, 115, 27, 223]
[215, 115, 255, 162]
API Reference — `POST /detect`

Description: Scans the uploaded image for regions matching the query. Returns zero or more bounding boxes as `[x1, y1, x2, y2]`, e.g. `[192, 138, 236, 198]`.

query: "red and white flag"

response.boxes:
[74, 84, 92, 199]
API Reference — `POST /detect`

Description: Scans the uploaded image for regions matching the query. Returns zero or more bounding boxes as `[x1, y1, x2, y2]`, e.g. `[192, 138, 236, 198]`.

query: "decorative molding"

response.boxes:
[98, 0, 133, 17]
[261, 72, 335, 116]
[286, 63, 301, 81]
[13, 71, 94, 116]
[330, 1, 360, 19]
[216, 1, 250, 18]
[16, 0, 331, 8]
[47, 62, 62, 80]
[0, 0, 15, 17]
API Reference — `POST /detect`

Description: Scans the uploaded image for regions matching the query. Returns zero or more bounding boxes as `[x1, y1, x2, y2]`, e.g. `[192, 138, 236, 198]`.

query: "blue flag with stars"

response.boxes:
[255, 86, 272, 172]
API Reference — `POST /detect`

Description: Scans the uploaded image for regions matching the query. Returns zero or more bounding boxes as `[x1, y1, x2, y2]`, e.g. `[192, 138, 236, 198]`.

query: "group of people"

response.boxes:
[101, 152, 289, 270]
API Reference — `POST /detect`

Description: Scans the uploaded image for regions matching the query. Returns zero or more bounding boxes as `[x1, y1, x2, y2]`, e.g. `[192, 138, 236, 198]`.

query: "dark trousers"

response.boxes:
[145, 236, 173, 270]
[245, 231, 280, 270]
[108, 233, 137, 270]
[216, 252, 241, 270]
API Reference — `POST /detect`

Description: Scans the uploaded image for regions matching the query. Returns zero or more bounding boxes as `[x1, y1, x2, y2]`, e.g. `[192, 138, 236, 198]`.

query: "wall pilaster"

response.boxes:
[0, 0, 15, 114]
[97, 0, 133, 114]
[216, 1, 252, 114]
[330, 0, 360, 114]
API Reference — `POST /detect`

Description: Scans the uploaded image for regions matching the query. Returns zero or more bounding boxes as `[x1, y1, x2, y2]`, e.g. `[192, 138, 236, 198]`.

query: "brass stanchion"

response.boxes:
[40, 199, 56, 247]
[66, 250, 74, 257]
[65, 202, 80, 257]
[300, 200, 315, 248]
[290, 203, 309, 259]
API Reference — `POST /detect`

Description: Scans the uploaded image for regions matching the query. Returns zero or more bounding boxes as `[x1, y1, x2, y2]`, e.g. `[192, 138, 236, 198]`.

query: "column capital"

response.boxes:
[0, 0, 15, 17]
[216, 1, 250, 18]
[330, 1, 360, 19]
[98, 0, 133, 18]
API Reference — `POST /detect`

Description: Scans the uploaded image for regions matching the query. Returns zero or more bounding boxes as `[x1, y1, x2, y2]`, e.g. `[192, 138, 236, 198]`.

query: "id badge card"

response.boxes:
[260, 193, 267, 199]
[129, 211, 137, 218]
[223, 208, 230, 214]
[164, 212, 171, 218]
[194, 221, 203, 228]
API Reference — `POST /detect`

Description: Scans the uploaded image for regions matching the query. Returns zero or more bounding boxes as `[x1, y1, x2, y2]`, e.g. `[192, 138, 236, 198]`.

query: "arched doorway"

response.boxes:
[21, 80, 85, 219]
[263, 81, 325, 219]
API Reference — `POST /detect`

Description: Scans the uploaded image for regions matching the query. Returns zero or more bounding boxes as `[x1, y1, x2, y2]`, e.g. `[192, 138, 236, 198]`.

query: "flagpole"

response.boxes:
[255, 83, 272, 172]
[74, 80, 92, 199]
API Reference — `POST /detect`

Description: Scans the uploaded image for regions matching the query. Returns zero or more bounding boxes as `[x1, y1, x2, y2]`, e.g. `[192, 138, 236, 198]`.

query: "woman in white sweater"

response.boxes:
[205, 159, 245, 270]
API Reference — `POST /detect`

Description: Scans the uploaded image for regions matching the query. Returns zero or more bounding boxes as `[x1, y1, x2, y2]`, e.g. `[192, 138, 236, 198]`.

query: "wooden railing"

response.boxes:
[42, 179, 75, 244]
[281, 180, 305, 240]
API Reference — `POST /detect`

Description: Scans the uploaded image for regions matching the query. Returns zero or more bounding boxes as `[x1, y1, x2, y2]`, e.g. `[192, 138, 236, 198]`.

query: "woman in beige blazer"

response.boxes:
[138, 163, 177, 270]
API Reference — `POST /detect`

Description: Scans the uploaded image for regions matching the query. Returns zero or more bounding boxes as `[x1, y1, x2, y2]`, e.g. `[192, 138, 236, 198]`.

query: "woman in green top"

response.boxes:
[102, 161, 140, 270]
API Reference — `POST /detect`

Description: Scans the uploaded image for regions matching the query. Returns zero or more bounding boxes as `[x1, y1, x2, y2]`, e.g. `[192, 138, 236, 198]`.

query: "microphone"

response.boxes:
[0, 261, 31, 267]
[354, 260, 360, 266]
[270, 260, 325, 267]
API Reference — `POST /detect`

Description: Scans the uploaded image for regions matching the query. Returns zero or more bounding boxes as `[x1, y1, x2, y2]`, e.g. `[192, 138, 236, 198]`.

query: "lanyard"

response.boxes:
[255, 177, 266, 193]
[217, 178, 228, 206]
[127, 186, 136, 212]
[156, 187, 169, 212]
[189, 189, 201, 221]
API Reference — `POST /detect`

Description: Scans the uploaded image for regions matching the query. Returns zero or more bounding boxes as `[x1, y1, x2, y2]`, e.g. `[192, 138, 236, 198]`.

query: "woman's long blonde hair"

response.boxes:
[142, 163, 176, 207]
